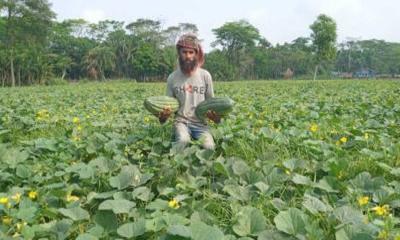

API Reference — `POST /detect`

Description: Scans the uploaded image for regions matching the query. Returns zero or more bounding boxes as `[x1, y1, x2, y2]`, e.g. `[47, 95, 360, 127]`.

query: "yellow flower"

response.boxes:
[77, 125, 82, 131]
[372, 205, 390, 216]
[11, 193, 21, 203]
[28, 191, 38, 200]
[358, 196, 369, 206]
[340, 136, 347, 143]
[144, 116, 150, 123]
[364, 133, 369, 140]
[72, 117, 80, 124]
[337, 170, 345, 179]
[309, 123, 318, 133]
[66, 194, 80, 202]
[285, 169, 291, 175]
[36, 109, 49, 121]
[0, 197, 9, 205]
[378, 230, 388, 239]
[72, 136, 81, 142]
[16, 222, 27, 232]
[2, 216, 12, 225]
[168, 198, 180, 209]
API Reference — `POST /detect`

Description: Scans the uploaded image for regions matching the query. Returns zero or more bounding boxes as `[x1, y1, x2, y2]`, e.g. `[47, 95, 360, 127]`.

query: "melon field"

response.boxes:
[0, 80, 400, 239]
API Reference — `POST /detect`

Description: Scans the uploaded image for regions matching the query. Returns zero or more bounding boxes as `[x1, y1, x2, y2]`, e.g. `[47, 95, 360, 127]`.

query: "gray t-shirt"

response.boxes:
[166, 68, 214, 125]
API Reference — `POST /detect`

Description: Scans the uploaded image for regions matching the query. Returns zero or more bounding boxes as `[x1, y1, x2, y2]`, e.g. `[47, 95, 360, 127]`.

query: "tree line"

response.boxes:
[1, 0, 400, 87]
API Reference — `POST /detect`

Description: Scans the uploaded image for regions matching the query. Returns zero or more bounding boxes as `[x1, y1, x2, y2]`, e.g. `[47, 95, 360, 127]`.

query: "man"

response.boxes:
[159, 33, 220, 150]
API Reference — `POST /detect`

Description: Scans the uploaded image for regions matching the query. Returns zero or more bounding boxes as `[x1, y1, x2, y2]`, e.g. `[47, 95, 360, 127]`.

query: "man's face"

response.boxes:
[179, 47, 197, 61]
[178, 47, 198, 74]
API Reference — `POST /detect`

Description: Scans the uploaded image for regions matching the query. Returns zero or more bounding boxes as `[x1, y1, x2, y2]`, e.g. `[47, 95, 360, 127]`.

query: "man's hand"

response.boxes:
[206, 110, 221, 124]
[158, 107, 172, 124]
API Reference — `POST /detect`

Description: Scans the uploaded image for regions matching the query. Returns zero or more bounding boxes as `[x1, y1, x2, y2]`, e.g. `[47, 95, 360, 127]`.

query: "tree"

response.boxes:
[0, 0, 55, 86]
[49, 20, 96, 80]
[89, 20, 124, 42]
[163, 23, 199, 46]
[83, 46, 116, 80]
[212, 20, 262, 79]
[204, 50, 236, 81]
[310, 14, 337, 80]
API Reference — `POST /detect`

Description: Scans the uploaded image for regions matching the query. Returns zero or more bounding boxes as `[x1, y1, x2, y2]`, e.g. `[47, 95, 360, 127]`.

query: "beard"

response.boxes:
[179, 56, 198, 74]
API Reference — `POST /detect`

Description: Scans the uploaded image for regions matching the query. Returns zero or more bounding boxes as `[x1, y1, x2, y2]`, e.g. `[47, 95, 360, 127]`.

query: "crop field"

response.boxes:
[0, 80, 400, 239]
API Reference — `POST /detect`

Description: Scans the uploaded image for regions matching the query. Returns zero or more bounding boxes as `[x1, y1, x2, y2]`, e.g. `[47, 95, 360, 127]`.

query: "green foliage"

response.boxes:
[310, 14, 338, 63]
[0, 80, 399, 239]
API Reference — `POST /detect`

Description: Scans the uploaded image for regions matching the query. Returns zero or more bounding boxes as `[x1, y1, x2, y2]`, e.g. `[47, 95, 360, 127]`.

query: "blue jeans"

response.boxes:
[174, 122, 215, 150]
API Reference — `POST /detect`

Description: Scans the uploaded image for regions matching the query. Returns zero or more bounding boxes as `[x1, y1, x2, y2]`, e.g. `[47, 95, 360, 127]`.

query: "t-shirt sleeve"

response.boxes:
[166, 75, 174, 97]
[205, 71, 214, 99]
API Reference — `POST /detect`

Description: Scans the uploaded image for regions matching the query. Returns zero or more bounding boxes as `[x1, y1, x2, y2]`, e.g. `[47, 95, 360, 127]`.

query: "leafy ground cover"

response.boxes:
[0, 80, 399, 239]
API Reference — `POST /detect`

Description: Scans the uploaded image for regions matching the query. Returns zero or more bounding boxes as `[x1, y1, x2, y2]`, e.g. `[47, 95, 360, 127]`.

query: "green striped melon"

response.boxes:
[195, 97, 235, 122]
[144, 96, 179, 116]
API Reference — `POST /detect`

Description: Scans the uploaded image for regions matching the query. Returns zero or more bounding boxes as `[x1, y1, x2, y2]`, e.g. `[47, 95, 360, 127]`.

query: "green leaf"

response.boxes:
[146, 199, 169, 211]
[302, 194, 332, 214]
[196, 149, 214, 162]
[232, 160, 250, 176]
[34, 138, 58, 151]
[223, 184, 250, 202]
[314, 177, 339, 193]
[1, 148, 29, 168]
[132, 186, 154, 202]
[360, 148, 384, 160]
[349, 172, 384, 193]
[16, 207, 37, 223]
[109, 166, 137, 190]
[98, 199, 136, 214]
[16, 165, 32, 179]
[117, 219, 146, 238]
[213, 161, 229, 177]
[333, 206, 364, 225]
[292, 174, 312, 186]
[58, 207, 90, 221]
[87, 225, 105, 237]
[283, 158, 306, 171]
[53, 219, 74, 239]
[254, 181, 270, 193]
[109, 165, 152, 190]
[232, 206, 267, 236]
[78, 165, 94, 179]
[191, 221, 224, 240]
[274, 208, 309, 237]
[257, 230, 297, 240]
[271, 198, 288, 211]
[94, 210, 118, 232]
[76, 233, 98, 240]
[335, 225, 374, 240]
[167, 225, 191, 238]
[163, 213, 190, 226]
[305, 220, 324, 240]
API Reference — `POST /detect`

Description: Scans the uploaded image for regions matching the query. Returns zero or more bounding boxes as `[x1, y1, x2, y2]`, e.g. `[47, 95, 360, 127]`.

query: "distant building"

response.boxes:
[331, 71, 353, 79]
[354, 68, 376, 78]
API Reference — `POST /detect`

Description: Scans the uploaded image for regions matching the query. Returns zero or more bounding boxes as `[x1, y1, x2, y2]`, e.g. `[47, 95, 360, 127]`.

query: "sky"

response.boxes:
[50, 0, 400, 52]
